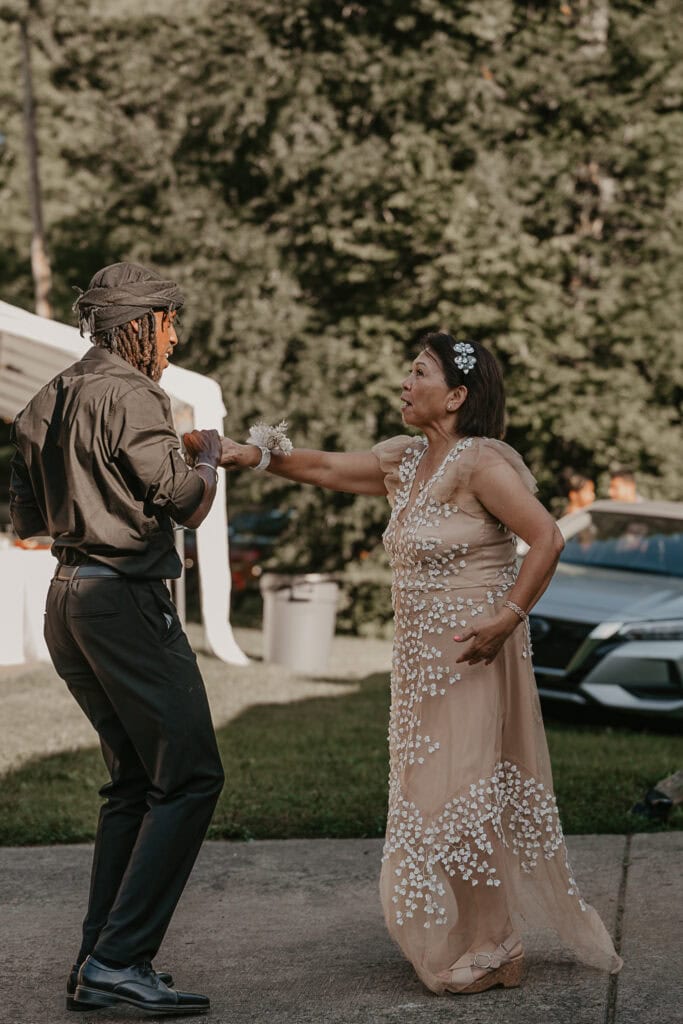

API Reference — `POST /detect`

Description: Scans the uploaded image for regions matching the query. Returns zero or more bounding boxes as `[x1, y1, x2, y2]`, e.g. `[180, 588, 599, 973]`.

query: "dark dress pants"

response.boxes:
[44, 573, 225, 965]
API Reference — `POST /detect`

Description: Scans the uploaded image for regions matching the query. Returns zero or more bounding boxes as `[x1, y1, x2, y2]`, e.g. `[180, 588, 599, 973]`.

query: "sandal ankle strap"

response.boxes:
[471, 951, 503, 970]
[500, 935, 521, 953]
[444, 934, 522, 982]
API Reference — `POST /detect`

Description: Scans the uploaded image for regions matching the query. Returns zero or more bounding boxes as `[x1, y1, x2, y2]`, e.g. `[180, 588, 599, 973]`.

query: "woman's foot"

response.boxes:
[437, 934, 524, 994]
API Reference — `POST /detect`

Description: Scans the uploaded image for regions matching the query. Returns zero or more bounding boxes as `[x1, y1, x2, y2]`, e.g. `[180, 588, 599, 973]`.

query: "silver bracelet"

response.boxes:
[253, 447, 271, 471]
[504, 599, 528, 622]
[195, 461, 218, 483]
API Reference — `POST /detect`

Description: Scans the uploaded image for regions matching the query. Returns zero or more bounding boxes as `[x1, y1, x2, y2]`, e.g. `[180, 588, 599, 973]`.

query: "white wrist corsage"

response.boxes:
[246, 420, 293, 471]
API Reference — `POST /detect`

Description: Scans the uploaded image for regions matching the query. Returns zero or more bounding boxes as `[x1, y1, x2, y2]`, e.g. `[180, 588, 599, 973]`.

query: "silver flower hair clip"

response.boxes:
[452, 341, 476, 374]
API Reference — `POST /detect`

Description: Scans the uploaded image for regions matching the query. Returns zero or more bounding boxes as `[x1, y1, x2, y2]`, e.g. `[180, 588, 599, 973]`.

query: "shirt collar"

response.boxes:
[80, 345, 166, 394]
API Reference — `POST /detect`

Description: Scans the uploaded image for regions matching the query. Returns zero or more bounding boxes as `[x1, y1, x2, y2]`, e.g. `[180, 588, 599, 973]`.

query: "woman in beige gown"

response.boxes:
[210, 332, 622, 994]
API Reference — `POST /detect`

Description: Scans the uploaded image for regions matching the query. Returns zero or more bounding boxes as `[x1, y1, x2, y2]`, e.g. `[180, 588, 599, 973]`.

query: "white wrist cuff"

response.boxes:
[253, 447, 271, 471]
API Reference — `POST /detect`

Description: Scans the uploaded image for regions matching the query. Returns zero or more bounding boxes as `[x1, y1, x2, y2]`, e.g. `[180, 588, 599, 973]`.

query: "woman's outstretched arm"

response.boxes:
[218, 437, 387, 496]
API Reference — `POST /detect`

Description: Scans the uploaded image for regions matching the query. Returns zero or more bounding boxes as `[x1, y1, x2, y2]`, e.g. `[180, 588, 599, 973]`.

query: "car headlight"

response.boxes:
[618, 619, 683, 641]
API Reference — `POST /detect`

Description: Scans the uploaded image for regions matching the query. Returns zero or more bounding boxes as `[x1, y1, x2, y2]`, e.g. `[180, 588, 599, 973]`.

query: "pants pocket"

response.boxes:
[128, 580, 181, 643]
[68, 578, 124, 618]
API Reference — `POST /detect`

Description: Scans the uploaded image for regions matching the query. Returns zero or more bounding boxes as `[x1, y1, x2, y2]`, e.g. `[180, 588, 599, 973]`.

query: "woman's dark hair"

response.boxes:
[93, 310, 168, 382]
[609, 463, 635, 483]
[561, 468, 593, 495]
[560, 467, 592, 497]
[420, 332, 506, 439]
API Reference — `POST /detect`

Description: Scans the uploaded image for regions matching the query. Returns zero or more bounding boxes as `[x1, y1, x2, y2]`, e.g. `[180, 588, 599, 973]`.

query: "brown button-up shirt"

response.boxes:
[9, 346, 204, 579]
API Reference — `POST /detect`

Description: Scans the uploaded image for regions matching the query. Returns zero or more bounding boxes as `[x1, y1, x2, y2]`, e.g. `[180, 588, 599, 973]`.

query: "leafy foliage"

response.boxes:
[1, 0, 681, 568]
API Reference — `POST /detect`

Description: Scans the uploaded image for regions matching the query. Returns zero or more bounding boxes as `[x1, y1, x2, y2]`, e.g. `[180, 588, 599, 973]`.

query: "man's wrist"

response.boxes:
[195, 460, 219, 484]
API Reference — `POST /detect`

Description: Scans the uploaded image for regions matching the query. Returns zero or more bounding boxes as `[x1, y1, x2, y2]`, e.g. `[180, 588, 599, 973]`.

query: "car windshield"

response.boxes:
[561, 511, 683, 578]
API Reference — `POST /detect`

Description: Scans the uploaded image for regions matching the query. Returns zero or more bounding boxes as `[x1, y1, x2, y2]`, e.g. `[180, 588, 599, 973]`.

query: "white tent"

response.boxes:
[0, 299, 247, 666]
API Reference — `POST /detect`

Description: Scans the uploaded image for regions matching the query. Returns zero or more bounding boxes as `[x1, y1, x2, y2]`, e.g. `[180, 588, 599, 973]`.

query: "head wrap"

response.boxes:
[72, 261, 184, 335]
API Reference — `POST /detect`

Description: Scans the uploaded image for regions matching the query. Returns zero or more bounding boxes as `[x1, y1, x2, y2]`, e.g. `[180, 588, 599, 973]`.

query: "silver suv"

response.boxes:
[529, 500, 683, 721]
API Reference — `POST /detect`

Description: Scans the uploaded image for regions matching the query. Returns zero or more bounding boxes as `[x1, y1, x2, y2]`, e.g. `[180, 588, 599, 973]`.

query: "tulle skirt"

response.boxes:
[379, 594, 622, 993]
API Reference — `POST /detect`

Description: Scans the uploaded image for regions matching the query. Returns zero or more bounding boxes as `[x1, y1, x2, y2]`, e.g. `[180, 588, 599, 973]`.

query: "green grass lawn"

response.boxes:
[0, 671, 680, 845]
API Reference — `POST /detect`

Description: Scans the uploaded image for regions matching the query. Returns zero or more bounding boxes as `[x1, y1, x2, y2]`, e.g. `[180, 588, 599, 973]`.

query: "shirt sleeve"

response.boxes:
[371, 435, 419, 506]
[432, 437, 537, 516]
[9, 422, 48, 539]
[467, 439, 538, 495]
[109, 385, 205, 523]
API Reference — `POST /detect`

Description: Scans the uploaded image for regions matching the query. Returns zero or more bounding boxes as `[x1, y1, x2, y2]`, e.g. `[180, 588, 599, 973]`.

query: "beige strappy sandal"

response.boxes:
[438, 935, 524, 994]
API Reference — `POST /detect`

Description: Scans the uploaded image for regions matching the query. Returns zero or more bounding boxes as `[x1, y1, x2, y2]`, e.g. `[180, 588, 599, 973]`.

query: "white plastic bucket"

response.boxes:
[260, 573, 339, 674]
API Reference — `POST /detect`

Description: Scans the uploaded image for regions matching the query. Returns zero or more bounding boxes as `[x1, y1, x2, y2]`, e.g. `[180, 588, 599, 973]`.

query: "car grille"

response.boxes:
[529, 617, 595, 671]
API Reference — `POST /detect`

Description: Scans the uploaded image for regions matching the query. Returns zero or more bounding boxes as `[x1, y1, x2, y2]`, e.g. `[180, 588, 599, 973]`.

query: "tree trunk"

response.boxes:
[578, 0, 610, 61]
[20, 16, 52, 318]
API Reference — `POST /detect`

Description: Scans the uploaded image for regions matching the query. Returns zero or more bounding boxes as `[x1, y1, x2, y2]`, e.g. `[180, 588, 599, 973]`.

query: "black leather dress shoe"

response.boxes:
[74, 957, 209, 1015]
[66, 962, 175, 1011]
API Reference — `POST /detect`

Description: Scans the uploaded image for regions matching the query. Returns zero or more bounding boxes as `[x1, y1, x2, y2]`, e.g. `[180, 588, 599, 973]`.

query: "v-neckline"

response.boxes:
[396, 443, 427, 525]
[395, 436, 472, 526]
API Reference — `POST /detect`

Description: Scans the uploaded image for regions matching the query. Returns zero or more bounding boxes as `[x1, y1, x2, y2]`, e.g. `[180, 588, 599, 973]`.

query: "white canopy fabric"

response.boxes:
[0, 299, 248, 666]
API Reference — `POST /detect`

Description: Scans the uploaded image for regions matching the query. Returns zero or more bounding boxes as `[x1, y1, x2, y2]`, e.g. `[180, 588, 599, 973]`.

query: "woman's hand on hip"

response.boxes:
[453, 609, 520, 666]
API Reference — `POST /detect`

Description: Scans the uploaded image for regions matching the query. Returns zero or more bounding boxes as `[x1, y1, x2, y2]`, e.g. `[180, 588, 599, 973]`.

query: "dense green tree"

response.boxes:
[1, 0, 681, 575]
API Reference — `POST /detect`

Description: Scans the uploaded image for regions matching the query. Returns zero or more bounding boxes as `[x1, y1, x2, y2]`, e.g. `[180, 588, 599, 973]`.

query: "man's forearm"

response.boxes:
[181, 463, 219, 529]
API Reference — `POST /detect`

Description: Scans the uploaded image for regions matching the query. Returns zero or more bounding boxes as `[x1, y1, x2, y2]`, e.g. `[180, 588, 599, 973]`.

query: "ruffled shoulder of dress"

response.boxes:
[372, 435, 423, 499]
[432, 436, 537, 503]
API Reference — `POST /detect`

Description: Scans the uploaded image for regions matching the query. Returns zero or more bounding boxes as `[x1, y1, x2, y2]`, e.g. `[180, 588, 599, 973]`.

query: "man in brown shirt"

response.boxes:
[10, 262, 223, 1016]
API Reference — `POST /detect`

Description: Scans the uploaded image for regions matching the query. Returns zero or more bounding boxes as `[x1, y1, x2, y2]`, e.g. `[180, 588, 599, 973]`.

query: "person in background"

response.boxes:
[608, 464, 642, 503]
[10, 262, 224, 1017]
[560, 468, 595, 517]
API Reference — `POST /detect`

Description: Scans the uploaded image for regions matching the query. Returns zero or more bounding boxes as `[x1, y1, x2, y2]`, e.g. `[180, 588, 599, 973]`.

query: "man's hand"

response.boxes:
[453, 609, 520, 666]
[183, 429, 222, 467]
[179, 430, 222, 530]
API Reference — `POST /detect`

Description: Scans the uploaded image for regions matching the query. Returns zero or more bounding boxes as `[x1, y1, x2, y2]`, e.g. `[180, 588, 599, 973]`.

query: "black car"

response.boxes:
[183, 507, 293, 596]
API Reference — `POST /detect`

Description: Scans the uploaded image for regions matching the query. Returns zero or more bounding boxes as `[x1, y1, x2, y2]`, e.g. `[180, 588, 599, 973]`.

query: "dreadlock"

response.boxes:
[93, 311, 163, 381]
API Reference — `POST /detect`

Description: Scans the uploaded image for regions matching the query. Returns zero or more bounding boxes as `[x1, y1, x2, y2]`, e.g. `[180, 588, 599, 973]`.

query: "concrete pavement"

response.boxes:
[1, 833, 680, 1024]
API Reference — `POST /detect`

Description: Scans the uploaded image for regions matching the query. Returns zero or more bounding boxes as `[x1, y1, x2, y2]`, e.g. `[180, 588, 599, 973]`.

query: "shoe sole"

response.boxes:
[74, 986, 209, 1016]
[65, 996, 96, 1012]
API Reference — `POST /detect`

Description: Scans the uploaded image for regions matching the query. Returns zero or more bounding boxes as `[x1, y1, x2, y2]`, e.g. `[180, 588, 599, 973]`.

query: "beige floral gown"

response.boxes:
[372, 434, 622, 993]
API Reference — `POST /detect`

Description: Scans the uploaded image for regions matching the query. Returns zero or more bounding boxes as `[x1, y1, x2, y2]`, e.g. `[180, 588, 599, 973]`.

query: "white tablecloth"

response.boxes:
[0, 546, 55, 665]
